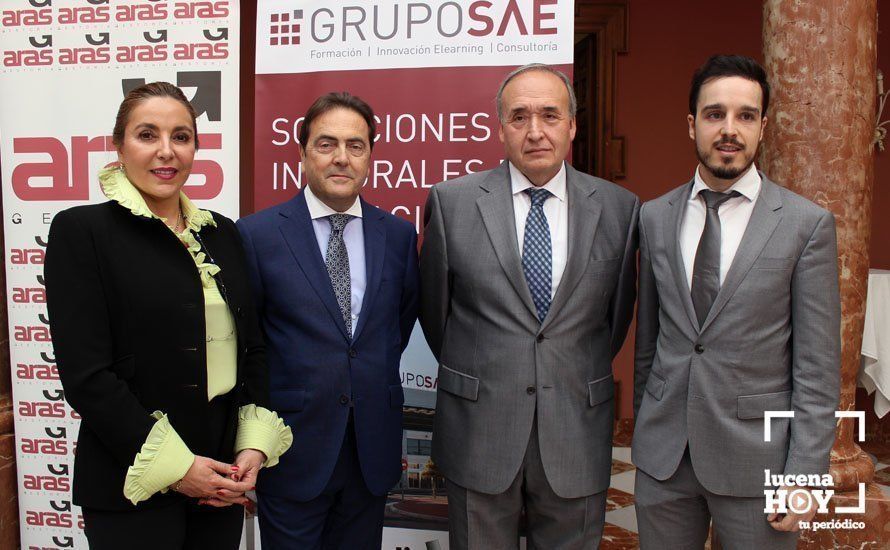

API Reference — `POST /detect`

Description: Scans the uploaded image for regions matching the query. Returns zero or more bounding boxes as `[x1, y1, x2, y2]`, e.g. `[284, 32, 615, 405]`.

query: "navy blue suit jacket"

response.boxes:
[237, 192, 419, 500]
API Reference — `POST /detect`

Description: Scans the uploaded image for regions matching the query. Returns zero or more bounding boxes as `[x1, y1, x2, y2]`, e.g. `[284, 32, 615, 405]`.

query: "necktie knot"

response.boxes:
[328, 213, 351, 233]
[525, 188, 552, 208]
[699, 189, 741, 210]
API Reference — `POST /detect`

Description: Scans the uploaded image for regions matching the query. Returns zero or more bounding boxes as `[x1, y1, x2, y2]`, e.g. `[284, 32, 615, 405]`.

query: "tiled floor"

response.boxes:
[604, 444, 721, 550]
[601, 446, 640, 549]
[602, 440, 890, 550]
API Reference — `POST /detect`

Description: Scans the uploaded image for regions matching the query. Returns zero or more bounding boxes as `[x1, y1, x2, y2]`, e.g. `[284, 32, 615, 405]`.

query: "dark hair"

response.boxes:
[689, 55, 770, 118]
[299, 92, 376, 151]
[112, 81, 199, 150]
[496, 63, 577, 121]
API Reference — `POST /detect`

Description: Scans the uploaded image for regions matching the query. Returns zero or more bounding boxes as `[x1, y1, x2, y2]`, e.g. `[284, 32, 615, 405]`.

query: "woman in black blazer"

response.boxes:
[45, 82, 291, 549]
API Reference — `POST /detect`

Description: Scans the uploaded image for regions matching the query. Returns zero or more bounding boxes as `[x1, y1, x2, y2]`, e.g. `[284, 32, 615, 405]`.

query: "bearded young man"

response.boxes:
[631, 55, 841, 549]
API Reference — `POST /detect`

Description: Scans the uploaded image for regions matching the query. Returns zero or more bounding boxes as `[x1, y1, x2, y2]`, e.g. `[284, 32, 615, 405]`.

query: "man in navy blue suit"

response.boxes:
[237, 92, 420, 549]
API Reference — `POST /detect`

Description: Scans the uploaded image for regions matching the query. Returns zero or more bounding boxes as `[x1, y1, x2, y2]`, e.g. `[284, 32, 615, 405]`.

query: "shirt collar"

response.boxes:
[509, 161, 567, 202]
[691, 163, 761, 202]
[98, 165, 216, 231]
[304, 185, 363, 220]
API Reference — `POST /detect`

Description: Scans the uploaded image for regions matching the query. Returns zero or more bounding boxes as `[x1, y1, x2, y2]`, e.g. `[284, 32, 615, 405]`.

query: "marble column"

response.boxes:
[761, 0, 889, 547]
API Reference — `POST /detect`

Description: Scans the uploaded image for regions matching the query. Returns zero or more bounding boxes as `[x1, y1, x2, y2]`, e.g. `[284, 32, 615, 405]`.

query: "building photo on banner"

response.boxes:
[0, 1, 240, 548]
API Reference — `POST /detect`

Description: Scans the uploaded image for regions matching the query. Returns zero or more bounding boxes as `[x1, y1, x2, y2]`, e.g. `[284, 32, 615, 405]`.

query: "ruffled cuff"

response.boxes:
[235, 405, 293, 468]
[123, 411, 195, 505]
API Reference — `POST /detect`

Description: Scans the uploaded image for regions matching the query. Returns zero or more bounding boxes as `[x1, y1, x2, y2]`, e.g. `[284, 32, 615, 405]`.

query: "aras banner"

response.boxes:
[254, 0, 573, 545]
[0, 1, 241, 547]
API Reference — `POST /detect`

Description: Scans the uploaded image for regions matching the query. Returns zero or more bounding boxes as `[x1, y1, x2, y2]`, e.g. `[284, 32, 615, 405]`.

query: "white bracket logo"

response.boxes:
[835, 410, 866, 442]
[762, 410, 867, 516]
[763, 411, 794, 442]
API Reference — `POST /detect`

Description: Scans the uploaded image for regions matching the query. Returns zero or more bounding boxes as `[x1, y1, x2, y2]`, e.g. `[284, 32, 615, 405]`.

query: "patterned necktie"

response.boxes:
[325, 213, 352, 337]
[522, 188, 553, 322]
[691, 189, 741, 327]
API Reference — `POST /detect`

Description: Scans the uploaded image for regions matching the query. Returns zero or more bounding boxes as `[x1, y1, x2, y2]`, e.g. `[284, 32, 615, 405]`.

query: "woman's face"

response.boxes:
[117, 96, 196, 212]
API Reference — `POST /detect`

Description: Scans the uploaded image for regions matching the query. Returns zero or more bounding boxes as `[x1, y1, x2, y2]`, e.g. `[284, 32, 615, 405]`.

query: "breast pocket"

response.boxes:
[751, 257, 794, 271]
[586, 257, 621, 279]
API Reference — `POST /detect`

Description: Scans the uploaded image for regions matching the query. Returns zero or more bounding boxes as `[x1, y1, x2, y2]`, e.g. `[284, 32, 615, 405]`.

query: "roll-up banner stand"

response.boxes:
[254, 1, 573, 546]
[0, 1, 241, 547]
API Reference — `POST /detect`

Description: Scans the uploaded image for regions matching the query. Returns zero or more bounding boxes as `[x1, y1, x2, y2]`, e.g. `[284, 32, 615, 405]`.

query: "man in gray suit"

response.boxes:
[632, 55, 840, 549]
[420, 64, 639, 549]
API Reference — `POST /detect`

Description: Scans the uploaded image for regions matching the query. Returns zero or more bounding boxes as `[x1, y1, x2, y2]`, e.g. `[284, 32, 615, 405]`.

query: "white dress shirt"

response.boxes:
[679, 163, 761, 289]
[304, 185, 366, 326]
[510, 161, 568, 299]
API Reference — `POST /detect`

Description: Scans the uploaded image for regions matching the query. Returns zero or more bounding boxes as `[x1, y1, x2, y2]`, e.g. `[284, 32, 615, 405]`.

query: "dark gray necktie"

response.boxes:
[522, 188, 553, 322]
[325, 214, 352, 337]
[691, 189, 741, 328]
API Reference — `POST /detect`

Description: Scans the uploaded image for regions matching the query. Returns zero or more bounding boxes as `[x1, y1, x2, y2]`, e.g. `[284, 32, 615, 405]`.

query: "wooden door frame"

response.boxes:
[575, 0, 628, 181]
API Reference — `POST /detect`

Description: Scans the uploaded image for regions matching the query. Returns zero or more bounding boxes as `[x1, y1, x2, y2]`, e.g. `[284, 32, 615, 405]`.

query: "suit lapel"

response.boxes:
[351, 199, 385, 343]
[541, 165, 600, 332]
[699, 174, 782, 333]
[476, 162, 539, 320]
[278, 192, 350, 341]
[665, 180, 700, 332]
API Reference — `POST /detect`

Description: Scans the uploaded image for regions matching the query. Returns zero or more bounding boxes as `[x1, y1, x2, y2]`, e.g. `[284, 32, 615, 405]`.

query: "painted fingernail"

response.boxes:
[231, 466, 239, 471]
[251, 486, 256, 491]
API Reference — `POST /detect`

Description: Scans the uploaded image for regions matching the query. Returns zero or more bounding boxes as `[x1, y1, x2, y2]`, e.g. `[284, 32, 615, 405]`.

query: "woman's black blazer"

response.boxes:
[45, 200, 268, 511]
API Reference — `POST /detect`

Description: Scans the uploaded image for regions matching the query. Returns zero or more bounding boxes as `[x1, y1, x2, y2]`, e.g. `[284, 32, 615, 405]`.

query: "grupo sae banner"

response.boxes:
[254, 1, 573, 545]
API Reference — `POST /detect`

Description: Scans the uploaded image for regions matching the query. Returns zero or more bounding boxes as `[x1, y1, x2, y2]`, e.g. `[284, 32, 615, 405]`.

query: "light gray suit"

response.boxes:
[632, 174, 840, 549]
[420, 161, 639, 548]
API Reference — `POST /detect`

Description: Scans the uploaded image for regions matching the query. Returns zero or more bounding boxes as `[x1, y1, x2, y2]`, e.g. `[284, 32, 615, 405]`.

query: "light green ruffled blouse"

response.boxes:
[97, 167, 293, 505]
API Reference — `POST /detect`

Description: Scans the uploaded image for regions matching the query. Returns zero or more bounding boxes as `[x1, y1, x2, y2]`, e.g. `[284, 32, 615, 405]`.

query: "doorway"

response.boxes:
[572, 0, 628, 182]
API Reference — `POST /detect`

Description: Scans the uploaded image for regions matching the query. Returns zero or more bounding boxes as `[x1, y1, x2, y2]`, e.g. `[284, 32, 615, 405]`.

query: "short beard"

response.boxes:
[695, 141, 758, 181]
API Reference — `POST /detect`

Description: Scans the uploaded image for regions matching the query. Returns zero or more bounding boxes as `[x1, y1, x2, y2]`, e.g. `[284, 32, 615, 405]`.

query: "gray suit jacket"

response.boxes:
[632, 174, 841, 497]
[420, 161, 639, 498]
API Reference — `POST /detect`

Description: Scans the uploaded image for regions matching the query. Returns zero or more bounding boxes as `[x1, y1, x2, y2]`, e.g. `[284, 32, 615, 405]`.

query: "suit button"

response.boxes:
[526, 386, 536, 395]
[694, 344, 704, 354]
[339, 394, 349, 405]
[349, 349, 357, 358]
[536, 334, 545, 343]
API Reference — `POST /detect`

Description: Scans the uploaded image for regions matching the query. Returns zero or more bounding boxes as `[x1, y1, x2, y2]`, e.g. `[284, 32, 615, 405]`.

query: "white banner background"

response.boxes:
[0, 1, 240, 547]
